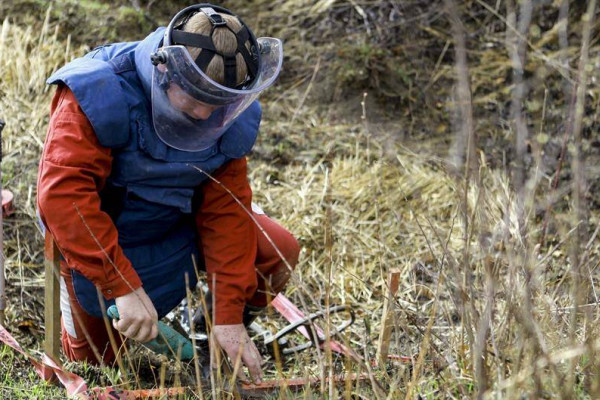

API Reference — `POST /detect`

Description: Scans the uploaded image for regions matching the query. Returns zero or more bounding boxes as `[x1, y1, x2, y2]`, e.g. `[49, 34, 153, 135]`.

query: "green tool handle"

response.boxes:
[106, 305, 121, 321]
[106, 305, 195, 360]
[107, 305, 162, 346]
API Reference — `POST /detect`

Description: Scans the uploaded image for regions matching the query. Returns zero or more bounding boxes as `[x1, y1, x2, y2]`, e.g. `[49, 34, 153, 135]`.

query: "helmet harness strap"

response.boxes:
[169, 7, 259, 89]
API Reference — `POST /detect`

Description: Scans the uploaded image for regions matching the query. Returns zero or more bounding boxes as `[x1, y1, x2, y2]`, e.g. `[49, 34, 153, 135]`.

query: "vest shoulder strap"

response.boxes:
[47, 57, 131, 148]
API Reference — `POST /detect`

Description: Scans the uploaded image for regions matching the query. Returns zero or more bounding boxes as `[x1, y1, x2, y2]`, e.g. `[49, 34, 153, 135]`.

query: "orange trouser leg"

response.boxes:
[60, 265, 124, 365]
[249, 214, 300, 307]
[59, 214, 299, 364]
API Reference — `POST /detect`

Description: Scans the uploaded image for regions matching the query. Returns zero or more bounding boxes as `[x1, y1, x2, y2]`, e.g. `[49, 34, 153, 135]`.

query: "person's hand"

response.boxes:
[212, 324, 263, 384]
[113, 287, 158, 343]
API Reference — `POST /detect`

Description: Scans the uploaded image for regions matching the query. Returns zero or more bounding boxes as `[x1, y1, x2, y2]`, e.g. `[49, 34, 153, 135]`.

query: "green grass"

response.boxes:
[0, 346, 64, 399]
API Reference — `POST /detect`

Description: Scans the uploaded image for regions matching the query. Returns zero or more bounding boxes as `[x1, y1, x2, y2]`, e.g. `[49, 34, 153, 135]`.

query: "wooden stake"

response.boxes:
[376, 270, 400, 366]
[44, 232, 61, 360]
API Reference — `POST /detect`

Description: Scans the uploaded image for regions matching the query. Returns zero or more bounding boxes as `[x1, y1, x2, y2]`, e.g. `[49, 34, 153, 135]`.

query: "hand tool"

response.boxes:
[262, 304, 355, 356]
[107, 305, 195, 360]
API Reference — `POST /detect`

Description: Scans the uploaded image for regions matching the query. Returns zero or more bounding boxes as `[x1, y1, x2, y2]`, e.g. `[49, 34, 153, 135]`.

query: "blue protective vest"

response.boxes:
[46, 28, 261, 318]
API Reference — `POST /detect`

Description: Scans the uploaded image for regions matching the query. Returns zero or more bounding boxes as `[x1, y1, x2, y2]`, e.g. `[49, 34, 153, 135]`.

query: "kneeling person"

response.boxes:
[37, 3, 298, 384]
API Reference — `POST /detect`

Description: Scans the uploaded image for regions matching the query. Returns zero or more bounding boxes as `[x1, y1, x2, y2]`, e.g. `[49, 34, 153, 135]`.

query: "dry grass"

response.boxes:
[1, 1, 600, 399]
[1, 8, 77, 335]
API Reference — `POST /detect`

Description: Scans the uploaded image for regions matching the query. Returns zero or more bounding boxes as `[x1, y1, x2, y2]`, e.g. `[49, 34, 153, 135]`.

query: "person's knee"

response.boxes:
[269, 232, 299, 293]
[284, 233, 299, 264]
[279, 230, 300, 269]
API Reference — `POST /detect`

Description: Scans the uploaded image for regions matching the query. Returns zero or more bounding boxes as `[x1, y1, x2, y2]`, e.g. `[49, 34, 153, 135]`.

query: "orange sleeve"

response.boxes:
[37, 85, 142, 299]
[195, 158, 258, 325]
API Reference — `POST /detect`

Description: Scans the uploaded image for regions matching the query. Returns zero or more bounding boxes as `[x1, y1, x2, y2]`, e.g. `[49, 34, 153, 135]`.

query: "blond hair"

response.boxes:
[183, 12, 250, 86]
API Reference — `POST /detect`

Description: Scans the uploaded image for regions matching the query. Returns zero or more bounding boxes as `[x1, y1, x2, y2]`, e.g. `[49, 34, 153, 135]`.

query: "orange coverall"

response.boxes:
[37, 86, 299, 364]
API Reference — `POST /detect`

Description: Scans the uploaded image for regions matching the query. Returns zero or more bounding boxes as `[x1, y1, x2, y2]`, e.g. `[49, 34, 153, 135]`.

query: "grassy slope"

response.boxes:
[2, 0, 600, 399]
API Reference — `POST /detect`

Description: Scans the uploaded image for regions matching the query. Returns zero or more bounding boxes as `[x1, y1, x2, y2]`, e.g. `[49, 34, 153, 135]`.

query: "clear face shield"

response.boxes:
[151, 38, 283, 152]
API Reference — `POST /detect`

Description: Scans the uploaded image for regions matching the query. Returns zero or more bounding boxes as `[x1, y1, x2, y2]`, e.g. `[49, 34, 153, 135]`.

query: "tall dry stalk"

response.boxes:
[444, 0, 477, 179]
[540, 0, 574, 246]
[566, 0, 597, 396]
[503, 2, 567, 398]
[444, 0, 484, 395]
[558, 0, 571, 99]
[0, 119, 5, 326]
[506, 0, 533, 213]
